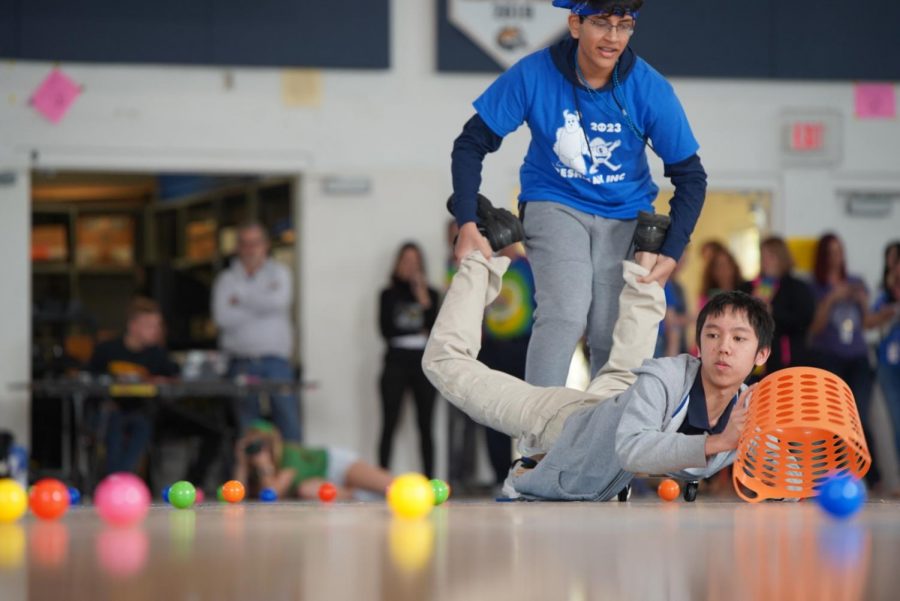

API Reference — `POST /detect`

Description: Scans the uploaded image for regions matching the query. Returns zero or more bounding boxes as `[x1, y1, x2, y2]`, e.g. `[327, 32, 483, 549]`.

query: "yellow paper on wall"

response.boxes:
[786, 237, 818, 275]
[281, 69, 321, 107]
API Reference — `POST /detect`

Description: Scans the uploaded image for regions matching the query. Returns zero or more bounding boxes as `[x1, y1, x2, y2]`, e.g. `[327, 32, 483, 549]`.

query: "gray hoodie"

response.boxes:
[513, 355, 740, 501]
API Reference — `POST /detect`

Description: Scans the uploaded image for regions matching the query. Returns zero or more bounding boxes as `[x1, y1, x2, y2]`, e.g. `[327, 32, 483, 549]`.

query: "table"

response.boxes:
[15, 376, 304, 493]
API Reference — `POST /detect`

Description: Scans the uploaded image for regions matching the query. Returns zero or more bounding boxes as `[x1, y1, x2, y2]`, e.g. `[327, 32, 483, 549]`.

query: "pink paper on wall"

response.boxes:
[31, 69, 81, 123]
[854, 83, 896, 119]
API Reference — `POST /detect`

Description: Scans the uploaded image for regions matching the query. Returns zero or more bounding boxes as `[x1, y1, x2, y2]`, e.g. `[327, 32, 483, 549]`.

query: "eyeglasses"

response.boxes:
[585, 17, 635, 37]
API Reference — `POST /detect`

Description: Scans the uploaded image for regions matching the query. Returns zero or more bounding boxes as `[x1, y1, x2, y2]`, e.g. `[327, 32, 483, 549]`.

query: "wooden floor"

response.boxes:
[3, 498, 900, 600]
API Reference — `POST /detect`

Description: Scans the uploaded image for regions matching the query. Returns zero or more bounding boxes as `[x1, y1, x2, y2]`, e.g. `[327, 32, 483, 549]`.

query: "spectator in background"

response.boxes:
[873, 244, 900, 494]
[654, 253, 689, 358]
[697, 245, 749, 492]
[378, 242, 440, 477]
[881, 241, 900, 293]
[88, 297, 179, 475]
[212, 222, 301, 442]
[694, 244, 744, 494]
[741, 236, 814, 374]
[699, 245, 744, 310]
[808, 233, 882, 486]
[699, 240, 727, 264]
[478, 243, 536, 486]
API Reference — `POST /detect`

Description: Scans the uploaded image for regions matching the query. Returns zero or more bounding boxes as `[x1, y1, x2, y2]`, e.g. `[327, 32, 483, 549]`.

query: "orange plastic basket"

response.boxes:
[732, 366, 871, 503]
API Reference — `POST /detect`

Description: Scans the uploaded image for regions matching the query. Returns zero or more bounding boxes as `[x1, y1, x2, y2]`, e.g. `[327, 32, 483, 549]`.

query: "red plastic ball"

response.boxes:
[318, 482, 337, 503]
[221, 480, 245, 503]
[657, 479, 681, 502]
[29, 478, 71, 520]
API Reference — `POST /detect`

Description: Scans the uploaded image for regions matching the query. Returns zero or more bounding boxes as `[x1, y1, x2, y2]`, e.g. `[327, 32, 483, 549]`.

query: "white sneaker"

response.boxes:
[500, 457, 539, 499]
[500, 473, 520, 499]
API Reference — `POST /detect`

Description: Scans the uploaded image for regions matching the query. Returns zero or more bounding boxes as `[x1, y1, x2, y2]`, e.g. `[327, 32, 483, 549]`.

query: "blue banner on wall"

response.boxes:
[1, 0, 390, 69]
[437, 0, 900, 80]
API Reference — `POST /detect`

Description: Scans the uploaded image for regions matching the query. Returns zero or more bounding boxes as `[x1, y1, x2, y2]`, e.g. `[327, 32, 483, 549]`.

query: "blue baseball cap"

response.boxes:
[552, 1, 640, 18]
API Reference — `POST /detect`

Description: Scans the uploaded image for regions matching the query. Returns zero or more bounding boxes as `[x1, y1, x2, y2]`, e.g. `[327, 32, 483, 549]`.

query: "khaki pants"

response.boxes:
[422, 252, 665, 452]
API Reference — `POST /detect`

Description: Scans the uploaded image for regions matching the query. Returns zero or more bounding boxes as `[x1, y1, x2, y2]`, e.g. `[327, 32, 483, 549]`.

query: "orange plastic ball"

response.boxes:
[318, 482, 337, 503]
[221, 480, 245, 503]
[657, 479, 680, 502]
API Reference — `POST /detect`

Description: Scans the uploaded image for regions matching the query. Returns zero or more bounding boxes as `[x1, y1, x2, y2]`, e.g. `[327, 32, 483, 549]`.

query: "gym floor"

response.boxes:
[6, 498, 900, 601]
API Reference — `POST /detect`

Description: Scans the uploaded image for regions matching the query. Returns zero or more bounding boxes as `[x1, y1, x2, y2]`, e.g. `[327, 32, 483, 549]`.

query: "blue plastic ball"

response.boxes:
[260, 488, 278, 503]
[162, 485, 171, 504]
[68, 486, 81, 506]
[816, 476, 866, 519]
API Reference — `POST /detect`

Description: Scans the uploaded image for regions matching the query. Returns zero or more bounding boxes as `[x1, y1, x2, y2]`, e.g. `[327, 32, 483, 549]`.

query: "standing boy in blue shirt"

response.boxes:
[449, 0, 707, 388]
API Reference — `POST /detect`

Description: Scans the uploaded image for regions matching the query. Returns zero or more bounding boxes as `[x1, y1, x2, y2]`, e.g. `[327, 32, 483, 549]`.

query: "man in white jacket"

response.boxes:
[212, 222, 301, 441]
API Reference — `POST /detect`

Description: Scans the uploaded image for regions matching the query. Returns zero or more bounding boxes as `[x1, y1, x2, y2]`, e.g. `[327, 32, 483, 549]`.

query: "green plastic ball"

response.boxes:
[216, 485, 225, 503]
[430, 479, 450, 505]
[168, 481, 196, 509]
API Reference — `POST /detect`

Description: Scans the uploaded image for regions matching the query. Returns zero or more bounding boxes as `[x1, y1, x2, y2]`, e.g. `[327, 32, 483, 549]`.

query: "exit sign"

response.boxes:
[790, 121, 825, 151]
[780, 110, 842, 166]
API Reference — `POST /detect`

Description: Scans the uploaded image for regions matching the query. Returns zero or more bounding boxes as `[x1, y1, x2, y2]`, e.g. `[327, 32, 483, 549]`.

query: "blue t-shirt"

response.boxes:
[810, 277, 869, 360]
[873, 291, 900, 367]
[474, 48, 698, 219]
[655, 280, 687, 358]
[484, 255, 535, 341]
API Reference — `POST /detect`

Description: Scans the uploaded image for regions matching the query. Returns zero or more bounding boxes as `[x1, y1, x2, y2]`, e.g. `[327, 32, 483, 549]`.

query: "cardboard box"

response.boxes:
[32, 224, 68, 261]
[76, 215, 134, 267]
[186, 219, 217, 261]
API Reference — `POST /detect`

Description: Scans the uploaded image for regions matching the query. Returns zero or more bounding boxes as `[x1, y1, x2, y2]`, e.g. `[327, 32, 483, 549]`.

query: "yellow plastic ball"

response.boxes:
[0, 479, 28, 523]
[387, 473, 435, 520]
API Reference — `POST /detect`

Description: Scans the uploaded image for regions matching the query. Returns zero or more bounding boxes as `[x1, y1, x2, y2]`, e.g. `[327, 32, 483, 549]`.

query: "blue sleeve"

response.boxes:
[449, 59, 530, 225]
[664, 281, 676, 306]
[472, 59, 530, 138]
[450, 114, 504, 225]
[658, 153, 707, 261]
[644, 79, 699, 165]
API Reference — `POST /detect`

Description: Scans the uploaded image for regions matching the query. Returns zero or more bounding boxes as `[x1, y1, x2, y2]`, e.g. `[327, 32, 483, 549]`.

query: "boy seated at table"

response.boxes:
[88, 297, 179, 475]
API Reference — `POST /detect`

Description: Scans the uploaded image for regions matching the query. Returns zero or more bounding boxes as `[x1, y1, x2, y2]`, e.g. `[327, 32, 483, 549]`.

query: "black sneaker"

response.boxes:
[683, 480, 699, 502]
[447, 193, 524, 252]
[632, 211, 671, 253]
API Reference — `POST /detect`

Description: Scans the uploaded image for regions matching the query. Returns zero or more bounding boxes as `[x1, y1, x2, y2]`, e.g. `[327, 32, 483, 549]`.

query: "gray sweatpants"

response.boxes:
[422, 252, 664, 453]
[522, 201, 637, 387]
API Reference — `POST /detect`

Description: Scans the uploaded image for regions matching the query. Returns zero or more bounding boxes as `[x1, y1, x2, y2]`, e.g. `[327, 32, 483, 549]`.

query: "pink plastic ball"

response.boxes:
[194, 489, 205, 504]
[94, 473, 150, 527]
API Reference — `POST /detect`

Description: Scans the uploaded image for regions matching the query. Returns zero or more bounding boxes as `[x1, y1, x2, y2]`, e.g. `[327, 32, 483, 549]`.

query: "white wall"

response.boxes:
[1, 0, 898, 469]
[0, 166, 30, 446]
